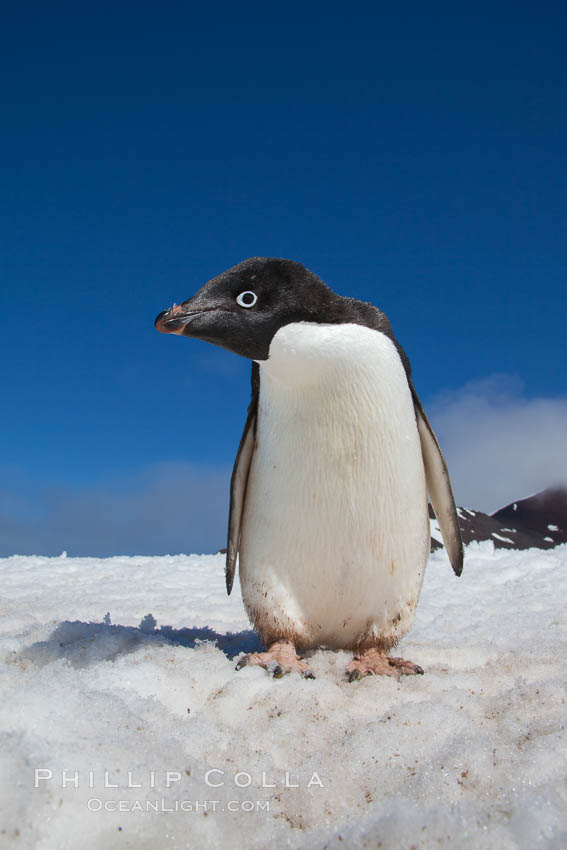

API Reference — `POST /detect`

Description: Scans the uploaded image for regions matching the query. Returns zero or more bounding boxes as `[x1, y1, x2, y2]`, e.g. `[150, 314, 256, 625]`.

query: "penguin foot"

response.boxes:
[235, 640, 315, 679]
[346, 648, 424, 682]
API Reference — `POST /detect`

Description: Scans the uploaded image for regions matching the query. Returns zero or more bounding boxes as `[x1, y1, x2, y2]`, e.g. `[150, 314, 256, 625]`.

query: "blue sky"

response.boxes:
[1, 3, 566, 555]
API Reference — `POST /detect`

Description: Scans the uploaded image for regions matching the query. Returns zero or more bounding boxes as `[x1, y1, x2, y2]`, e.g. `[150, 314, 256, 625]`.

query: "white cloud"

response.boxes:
[427, 374, 567, 513]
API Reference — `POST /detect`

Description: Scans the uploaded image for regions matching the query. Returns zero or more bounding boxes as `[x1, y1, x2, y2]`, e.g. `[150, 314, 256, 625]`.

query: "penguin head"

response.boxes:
[155, 257, 337, 360]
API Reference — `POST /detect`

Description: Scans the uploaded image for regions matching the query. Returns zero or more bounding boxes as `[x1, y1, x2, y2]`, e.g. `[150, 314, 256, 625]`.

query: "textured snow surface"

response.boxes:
[1, 543, 566, 849]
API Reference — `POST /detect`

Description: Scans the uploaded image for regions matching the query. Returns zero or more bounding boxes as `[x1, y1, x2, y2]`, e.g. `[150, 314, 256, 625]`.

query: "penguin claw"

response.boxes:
[346, 648, 424, 681]
[388, 657, 425, 676]
[233, 641, 313, 678]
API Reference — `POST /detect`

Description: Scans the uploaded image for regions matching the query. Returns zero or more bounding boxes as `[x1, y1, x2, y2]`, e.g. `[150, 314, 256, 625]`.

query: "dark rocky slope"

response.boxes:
[430, 486, 567, 552]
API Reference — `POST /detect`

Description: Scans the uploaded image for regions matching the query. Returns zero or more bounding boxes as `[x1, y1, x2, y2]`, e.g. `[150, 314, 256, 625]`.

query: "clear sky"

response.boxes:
[1, 2, 566, 555]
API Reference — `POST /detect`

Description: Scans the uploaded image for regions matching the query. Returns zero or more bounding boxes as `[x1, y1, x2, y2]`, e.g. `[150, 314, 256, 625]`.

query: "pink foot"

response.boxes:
[236, 640, 315, 679]
[346, 648, 424, 682]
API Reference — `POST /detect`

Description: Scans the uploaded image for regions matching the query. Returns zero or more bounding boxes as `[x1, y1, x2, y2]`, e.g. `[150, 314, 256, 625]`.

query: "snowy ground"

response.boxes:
[0, 543, 566, 849]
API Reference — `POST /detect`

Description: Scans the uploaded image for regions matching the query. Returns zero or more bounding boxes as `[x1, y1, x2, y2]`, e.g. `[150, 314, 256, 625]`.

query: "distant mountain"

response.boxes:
[430, 486, 567, 552]
[491, 487, 567, 547]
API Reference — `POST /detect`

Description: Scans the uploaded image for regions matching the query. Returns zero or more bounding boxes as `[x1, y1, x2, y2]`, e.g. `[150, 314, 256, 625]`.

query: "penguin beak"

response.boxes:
[155, 302, 222, 335]
[155, 304, 196, 334]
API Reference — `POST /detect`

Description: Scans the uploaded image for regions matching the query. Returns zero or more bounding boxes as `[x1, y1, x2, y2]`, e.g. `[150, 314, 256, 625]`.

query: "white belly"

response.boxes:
[239, 322, 430, 650]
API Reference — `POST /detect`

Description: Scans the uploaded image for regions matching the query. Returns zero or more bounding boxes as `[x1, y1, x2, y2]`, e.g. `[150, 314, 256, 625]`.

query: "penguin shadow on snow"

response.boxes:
[19, 614, 263, 669]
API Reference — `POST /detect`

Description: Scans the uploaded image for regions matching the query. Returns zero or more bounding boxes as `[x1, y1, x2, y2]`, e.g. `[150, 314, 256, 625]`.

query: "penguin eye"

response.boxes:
[236, 291, 258, 308]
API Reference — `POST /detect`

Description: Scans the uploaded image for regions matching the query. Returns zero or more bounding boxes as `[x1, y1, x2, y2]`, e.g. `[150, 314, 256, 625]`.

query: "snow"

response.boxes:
[1, 544, 566, 849]
[548, 525, 559, 532]
[491, 532, 515, 544]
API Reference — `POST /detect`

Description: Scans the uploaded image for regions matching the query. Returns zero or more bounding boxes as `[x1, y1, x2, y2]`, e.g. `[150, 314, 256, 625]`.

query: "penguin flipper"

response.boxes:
[411, 387, 464, 577]
[226, 364, 259, 595]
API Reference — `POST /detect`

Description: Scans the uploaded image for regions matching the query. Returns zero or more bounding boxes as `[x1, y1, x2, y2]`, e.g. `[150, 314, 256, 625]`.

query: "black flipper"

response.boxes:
[410, 383, 464, 577]
[225, 363, 259, 594]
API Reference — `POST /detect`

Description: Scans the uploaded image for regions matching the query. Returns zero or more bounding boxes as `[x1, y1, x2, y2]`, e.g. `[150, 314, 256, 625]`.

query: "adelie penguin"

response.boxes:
[155, 258, 464, 681]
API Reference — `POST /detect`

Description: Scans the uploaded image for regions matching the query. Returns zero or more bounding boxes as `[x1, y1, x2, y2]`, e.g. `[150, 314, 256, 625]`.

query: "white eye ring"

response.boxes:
[236, 291, 258, 308]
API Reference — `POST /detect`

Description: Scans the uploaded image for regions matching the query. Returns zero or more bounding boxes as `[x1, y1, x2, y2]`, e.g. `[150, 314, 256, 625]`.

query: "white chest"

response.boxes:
[238, 322, 430, 648]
